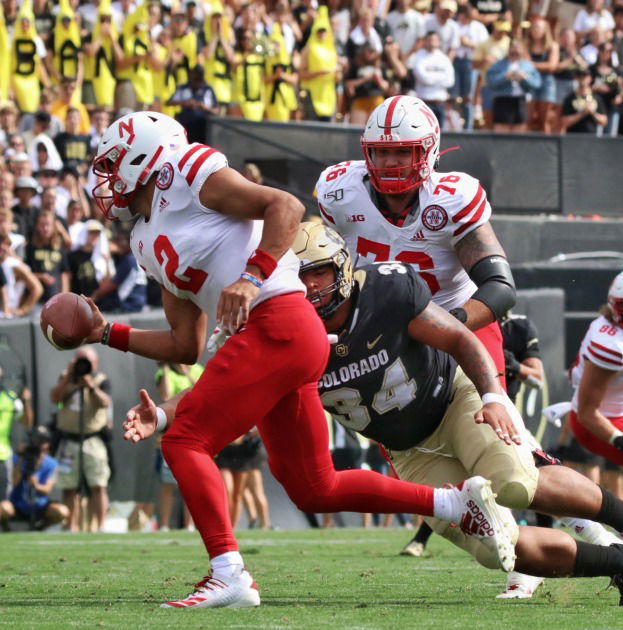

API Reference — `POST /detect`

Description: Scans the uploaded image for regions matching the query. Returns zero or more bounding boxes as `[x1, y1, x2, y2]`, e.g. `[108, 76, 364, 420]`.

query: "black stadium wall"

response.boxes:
[209, 118, 623, 217]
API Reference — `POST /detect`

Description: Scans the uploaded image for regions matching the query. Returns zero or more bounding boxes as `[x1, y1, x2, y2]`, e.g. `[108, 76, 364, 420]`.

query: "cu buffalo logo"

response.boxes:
[156, 162, 174, 190]
[422, 205, 448, 231]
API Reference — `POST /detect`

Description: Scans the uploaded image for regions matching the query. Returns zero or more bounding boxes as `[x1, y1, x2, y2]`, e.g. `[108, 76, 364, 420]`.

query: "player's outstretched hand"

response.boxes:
[475, 402, 522, 446]
[81, 295, 108, 344]
[216, 277, 260, 334]
[123, 389, 157, 443]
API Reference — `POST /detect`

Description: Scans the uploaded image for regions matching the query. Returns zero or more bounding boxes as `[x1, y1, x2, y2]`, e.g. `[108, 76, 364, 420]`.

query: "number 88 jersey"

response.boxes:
[315, 160, 492, 311]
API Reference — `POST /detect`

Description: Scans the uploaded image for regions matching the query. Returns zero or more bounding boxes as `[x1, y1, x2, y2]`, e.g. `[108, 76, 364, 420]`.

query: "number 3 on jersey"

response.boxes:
[154, 235, 208, 294]
[356, 236, 440, 295]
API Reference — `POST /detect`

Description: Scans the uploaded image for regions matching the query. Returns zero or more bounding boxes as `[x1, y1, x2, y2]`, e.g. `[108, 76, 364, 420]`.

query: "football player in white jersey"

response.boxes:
[569, 271, 623, 466]
[315, 94, 514, 390]
[83, 111, 518, 609]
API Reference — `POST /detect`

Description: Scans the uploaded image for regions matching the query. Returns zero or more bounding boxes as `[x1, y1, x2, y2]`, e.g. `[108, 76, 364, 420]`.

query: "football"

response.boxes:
[40, 293, 94, 350]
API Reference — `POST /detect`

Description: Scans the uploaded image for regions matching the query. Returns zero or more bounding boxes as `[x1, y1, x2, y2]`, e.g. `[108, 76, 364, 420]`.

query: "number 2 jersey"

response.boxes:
[571, 315, 623, 418]
[315, 160, 491, 311]
[318, 262, 457, 450]
[130, 143, 304, 331]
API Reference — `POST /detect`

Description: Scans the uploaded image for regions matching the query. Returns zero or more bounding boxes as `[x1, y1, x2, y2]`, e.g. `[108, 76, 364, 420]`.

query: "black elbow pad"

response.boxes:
[468, 255, 516, 321]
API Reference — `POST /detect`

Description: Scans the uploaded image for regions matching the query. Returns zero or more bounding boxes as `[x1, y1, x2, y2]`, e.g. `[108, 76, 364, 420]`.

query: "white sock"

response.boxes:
[561, 517, 620, 546]
[210, 551, 244, 579]
[433, 487, 462, 522]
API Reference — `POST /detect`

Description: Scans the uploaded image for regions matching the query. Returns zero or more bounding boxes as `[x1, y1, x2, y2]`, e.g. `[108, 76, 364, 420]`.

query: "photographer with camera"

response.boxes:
[50, 347, 111, 532]
[0, 426, 68, 531]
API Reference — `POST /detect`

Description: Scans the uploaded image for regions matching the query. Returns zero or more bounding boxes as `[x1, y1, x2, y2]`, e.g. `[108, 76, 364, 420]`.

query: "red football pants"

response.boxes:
[161, 293, 435, 559]
[475, 320, 506, 391]
[569, 410, 623, 466]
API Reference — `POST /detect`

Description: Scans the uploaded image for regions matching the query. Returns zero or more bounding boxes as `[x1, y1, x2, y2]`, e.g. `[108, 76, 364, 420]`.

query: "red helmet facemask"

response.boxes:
[92, 147, 137, 220]
[361, 137, 436, 195]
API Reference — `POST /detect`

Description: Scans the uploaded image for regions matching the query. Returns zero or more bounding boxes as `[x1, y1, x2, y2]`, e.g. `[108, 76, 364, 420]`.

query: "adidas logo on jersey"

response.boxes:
[159, 197, 170, 211]
[410, 231, 426, 241]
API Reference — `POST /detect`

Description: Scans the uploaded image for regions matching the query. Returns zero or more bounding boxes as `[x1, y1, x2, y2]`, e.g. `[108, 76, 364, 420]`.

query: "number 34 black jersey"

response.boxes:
[319, 263, 457, 451]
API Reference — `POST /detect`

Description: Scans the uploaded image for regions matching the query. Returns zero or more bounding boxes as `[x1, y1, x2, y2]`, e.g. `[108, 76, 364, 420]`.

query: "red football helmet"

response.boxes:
[608, 271, 623, 324]
[92, 111, 188, 221]
[361, 95, 440, 195]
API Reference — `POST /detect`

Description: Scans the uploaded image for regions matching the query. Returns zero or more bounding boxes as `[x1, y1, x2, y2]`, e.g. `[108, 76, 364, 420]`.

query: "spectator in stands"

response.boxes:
[561, 67, 608, 132]
[299, 14, 339, 122]
[386, 0, 426, 58]
[527, 17, 559, 133]
[453, 4, 489, 131]
[91, 230, 146, 314]
[0, 425, 68, 532]
[346, 7, 384, 62]
[0, 208, 25, 260]
[11, 176, 40, 239]
[169, 5, 198, 89]
[241, 428, 271, 530]
[7, 152, 33, 179]
[344, 42, 391, 124]
[554, 28, 589, 132]
[264, 22, 300, 123]
[472, 20, 512, 129]
[0, 233, 43, 318]
[423, 0, 460, 60]
[579, 25, 608, 65]
[51, 347, 112, 532]
[589, 42, 623, 136]
[88, 110, 111, 155]
[154, 361, 202, 531]
[167, 65, 219, 144]
[614, 7, 623, 67]
[573, 0, 615, 41]
[470, 0, 510, 29]
[0, 101, 20, 151]
[54, 108, 92, 174]
[49, 77, 91, 135]
[230, 27, 266, 121]
[408, 31, 455, 128]
[30, 134, 64, 176]
[486, 38, 542, 132]
[67, 220, 106, 298]
[25, 209, 70, 304]
[0, 368, 33, 505]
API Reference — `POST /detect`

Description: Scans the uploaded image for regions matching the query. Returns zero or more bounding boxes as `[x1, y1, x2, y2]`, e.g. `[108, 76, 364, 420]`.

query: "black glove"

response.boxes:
[504, 349, 521, 378]
[612, 436, 623, 451]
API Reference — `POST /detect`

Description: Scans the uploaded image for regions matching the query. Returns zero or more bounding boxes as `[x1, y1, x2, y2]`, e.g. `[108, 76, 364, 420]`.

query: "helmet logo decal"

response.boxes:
[156, 162, 174, 190]
[422, 205, 448, 231]
[118, 118, 135, 144]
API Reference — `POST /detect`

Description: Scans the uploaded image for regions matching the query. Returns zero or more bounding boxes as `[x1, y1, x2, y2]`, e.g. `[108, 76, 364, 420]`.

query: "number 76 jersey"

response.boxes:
[315, 160, 492, 311]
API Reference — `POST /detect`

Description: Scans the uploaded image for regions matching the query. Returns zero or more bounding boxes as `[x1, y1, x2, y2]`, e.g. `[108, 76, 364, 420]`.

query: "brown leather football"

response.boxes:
[40, 293, 94, 350]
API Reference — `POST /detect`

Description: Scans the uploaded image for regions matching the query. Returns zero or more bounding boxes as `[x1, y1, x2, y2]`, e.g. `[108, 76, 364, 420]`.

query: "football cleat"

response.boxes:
[400, 541, 425, 557]
[496, 572, 544, 599]
[458, 476, 516, 573]
[160, 569, 260, 609]
[608, 573, 623, 606]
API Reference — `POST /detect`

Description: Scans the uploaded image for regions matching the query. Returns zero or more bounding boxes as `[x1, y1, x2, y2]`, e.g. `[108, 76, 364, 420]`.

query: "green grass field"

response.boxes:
[0, 527, 621, 629]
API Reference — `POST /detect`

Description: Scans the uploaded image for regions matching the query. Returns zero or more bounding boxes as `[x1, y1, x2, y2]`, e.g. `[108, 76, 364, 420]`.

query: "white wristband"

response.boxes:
[609, 430, 623, 445]
[155, 407, 168, 433]
[481, 393, 507, 406]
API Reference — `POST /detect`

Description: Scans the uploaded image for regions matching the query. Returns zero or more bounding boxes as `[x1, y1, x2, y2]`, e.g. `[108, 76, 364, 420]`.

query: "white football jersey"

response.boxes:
[316, 160, 491, 310]
[571, 315, 623, 417]
[131, 143, 304, 331]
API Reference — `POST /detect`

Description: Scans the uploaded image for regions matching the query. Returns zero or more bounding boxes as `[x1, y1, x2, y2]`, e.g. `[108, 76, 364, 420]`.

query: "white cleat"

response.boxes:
[160, 569, 260, 609]
[458, 476, 516, 573]
[400, 541, 426, 557]
[496, 571, 544, 599]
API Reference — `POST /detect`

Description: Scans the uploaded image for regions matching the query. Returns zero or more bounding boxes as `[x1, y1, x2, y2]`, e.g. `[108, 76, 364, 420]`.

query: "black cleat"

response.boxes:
[609, 573, 623, 606]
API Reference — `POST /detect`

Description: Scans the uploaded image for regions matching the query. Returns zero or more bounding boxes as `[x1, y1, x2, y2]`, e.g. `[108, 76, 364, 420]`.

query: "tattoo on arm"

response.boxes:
[454, 223, 506, 273]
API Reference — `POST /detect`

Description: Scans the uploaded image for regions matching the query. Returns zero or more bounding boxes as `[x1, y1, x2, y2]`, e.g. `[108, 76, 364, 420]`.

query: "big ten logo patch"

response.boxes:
[156, 163, 174, 190]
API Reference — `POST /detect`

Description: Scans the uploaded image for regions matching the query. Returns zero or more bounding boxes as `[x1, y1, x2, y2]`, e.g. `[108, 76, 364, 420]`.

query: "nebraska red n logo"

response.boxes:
[118, 118, 135, 144]
[421, 107, 439, 135]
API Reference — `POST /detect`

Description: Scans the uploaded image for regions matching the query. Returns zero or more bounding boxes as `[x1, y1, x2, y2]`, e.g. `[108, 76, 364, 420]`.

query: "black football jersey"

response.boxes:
[501, 314, 541, 403]
[319, 263, 457, 450]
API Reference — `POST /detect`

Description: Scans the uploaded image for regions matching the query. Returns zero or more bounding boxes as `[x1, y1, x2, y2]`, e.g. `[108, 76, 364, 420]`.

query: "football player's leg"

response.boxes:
[569, 410, 623, 466]
[259, 383, 437, 516]
[474, 321, 506, 391]
[390, 444, 519, 570]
